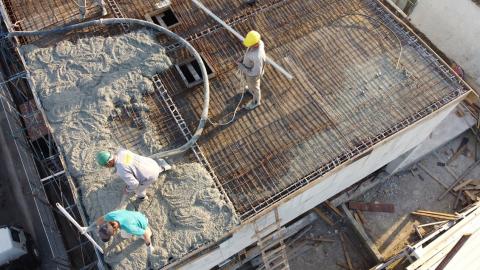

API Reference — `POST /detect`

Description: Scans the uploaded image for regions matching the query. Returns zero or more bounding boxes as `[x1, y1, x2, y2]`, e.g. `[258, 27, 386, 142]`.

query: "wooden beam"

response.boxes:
[414, 210, 458, 218]
[341, 204, 383, 262]
[438, 159, 480, 200]
[312, 207, 334, 227]
[453, 179, 473, 192]
[339, 232, 353, 270]
[446, 137, 469, 166]
[356, 210, 367, 224]
[464, 190, 477, 202]
[348, 201, 395, 213]
[410, 212, 458, 221]
[418, 164, 466, 202]
[325, 200, 343, 217]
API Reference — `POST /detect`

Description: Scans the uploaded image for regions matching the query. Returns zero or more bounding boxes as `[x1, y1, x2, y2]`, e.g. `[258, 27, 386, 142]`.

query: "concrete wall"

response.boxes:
[174, 93, 470, 270]
[409, 0, 480, 85]
[386, 106, 476, 174]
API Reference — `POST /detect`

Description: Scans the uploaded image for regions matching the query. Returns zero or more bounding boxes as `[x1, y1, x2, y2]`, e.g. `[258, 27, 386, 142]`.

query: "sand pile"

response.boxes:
[21, 31, 239, 269]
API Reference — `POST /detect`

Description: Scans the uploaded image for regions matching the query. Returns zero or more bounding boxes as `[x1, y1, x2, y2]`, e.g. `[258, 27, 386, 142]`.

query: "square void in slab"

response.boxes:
[146, 6, 180, 28]
[175, 56, 215, 88]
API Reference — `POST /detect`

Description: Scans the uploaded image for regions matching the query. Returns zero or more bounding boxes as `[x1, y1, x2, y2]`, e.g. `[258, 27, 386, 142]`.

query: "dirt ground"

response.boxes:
[288, 130, 479, 270]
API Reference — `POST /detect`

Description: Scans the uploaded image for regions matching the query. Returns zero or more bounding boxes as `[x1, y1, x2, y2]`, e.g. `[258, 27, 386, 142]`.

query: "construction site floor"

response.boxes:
[287, 130, 479, 270]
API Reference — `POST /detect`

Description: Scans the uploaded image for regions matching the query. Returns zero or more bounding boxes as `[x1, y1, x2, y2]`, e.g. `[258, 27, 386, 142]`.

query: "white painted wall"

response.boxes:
[409, 0, 480, 85]
[174, 93, 469, 270]
[386, 107, 476, 174]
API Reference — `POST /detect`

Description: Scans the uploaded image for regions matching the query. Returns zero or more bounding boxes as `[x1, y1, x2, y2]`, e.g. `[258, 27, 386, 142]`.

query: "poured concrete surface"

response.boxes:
[21, 30, 239, 269]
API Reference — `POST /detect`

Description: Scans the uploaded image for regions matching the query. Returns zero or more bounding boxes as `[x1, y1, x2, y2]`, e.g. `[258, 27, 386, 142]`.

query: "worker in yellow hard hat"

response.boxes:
[236, 30, 266, 110]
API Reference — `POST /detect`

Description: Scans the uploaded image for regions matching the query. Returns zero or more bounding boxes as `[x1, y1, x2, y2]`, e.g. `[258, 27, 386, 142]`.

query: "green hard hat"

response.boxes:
[96, 151, 112, 166]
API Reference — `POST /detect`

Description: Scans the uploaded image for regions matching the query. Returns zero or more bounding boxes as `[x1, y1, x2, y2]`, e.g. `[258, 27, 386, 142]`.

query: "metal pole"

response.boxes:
[191, 0, 294, 80]
[56, 203, 104, 254]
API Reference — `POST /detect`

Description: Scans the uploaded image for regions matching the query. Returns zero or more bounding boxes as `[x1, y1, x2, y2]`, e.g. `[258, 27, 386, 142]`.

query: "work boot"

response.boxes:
[158, 159, 172, 172]
[101, 7, 108, 16]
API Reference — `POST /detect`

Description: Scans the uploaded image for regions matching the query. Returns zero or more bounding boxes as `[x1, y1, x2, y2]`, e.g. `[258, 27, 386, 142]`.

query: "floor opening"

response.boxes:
[175, 56, 214, 88]
[148, 7, 180, 28]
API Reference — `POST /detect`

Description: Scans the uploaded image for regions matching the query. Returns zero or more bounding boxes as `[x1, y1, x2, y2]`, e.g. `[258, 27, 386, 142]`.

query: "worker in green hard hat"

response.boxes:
[96, 149, 171, 205]
[236, 30, 266, 110]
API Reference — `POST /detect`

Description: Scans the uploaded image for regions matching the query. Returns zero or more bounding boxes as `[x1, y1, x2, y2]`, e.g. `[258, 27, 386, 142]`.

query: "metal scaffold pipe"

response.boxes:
[7, 18, 210, 159]
[191, 0, 294, 80]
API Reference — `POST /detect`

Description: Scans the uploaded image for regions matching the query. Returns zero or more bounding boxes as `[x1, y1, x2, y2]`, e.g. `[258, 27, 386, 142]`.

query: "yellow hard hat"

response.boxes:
[243, 31, 261, 47]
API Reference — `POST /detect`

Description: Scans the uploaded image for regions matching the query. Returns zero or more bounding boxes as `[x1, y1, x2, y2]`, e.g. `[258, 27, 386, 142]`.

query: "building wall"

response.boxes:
[175, 93, 470, 270]
[386, 107, 476, 174]
[409, 0, 480, 85]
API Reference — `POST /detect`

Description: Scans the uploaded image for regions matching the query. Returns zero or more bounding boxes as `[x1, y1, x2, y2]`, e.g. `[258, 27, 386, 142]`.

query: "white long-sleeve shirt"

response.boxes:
[115, 149, 161, 192]
[239, 40, 266, 77]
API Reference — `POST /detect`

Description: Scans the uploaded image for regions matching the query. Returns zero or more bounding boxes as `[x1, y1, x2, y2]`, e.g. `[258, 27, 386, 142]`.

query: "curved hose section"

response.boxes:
[8, 18, 209, 159]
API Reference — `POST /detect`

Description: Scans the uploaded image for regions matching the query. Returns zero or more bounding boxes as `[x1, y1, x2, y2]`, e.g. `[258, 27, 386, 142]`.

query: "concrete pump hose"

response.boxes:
[7, 18, 209, 159]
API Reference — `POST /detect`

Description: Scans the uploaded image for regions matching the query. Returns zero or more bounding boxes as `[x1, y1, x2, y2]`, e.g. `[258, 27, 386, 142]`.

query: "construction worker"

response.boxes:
[237, 30, 266, 110]
[96, 148, 171, 202]
[82, 210, 154, 253]
[78, 0, 108, 20]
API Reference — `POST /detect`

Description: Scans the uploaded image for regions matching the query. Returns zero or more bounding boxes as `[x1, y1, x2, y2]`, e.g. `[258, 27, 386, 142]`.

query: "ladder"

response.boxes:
[104, 0, 130, 32]
[255, 209, 290, 270]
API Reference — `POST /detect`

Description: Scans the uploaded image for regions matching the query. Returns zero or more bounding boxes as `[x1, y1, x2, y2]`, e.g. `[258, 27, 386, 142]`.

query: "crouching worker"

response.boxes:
[96, 148, 171, 204]
[83, 210, 155, 253]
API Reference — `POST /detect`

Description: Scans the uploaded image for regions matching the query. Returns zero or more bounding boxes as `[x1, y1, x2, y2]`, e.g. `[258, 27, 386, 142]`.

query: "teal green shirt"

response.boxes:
[104, 210, 148, 236]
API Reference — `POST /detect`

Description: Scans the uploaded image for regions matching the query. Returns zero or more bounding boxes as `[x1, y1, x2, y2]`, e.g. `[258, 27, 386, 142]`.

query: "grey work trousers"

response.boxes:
[246, 75, 262, 105]
[135, 177, 156, 197]
[78, 0, 105, 18]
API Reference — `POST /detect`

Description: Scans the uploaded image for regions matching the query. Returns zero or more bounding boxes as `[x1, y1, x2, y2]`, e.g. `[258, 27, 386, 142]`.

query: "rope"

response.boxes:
[207, 69, 247, 126]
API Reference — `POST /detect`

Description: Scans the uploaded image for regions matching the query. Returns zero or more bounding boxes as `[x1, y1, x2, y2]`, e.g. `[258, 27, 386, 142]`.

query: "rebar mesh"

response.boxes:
[2, 0, 469, 224]
[156, 0, 468, 219]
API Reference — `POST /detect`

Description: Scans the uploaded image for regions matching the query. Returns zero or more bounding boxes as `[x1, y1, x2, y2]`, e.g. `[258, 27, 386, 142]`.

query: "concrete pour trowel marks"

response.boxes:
[22, 30, 239, 269]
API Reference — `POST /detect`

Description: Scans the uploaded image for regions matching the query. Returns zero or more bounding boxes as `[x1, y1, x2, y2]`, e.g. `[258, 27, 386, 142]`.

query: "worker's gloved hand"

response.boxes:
[79, 227, 88, 235]
[79, 223, 98, 235]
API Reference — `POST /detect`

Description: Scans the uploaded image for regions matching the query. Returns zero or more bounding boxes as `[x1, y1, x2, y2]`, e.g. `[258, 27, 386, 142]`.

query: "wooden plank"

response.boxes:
[325, 200, 343, 217]
[353, 211, 363, 224]
[461, 185, 480, 190]
[312, 207, 334, 227]
[306, 236, 335, 243]
[356, 210, 367, 224]
[348, 201, 395, 213]
[463, 190, 477, 202]
[336, 262, 349, 270]
[446, 137, 469, 166]
[438, 159, 480, 200]
[435, 234, 472, 270]
[339, 232, 353, 270]
[341, 204, 383, 262]
[410, 212, 458, 221]
[453, 179, 473, 192]
[415, 210, 458, 218]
